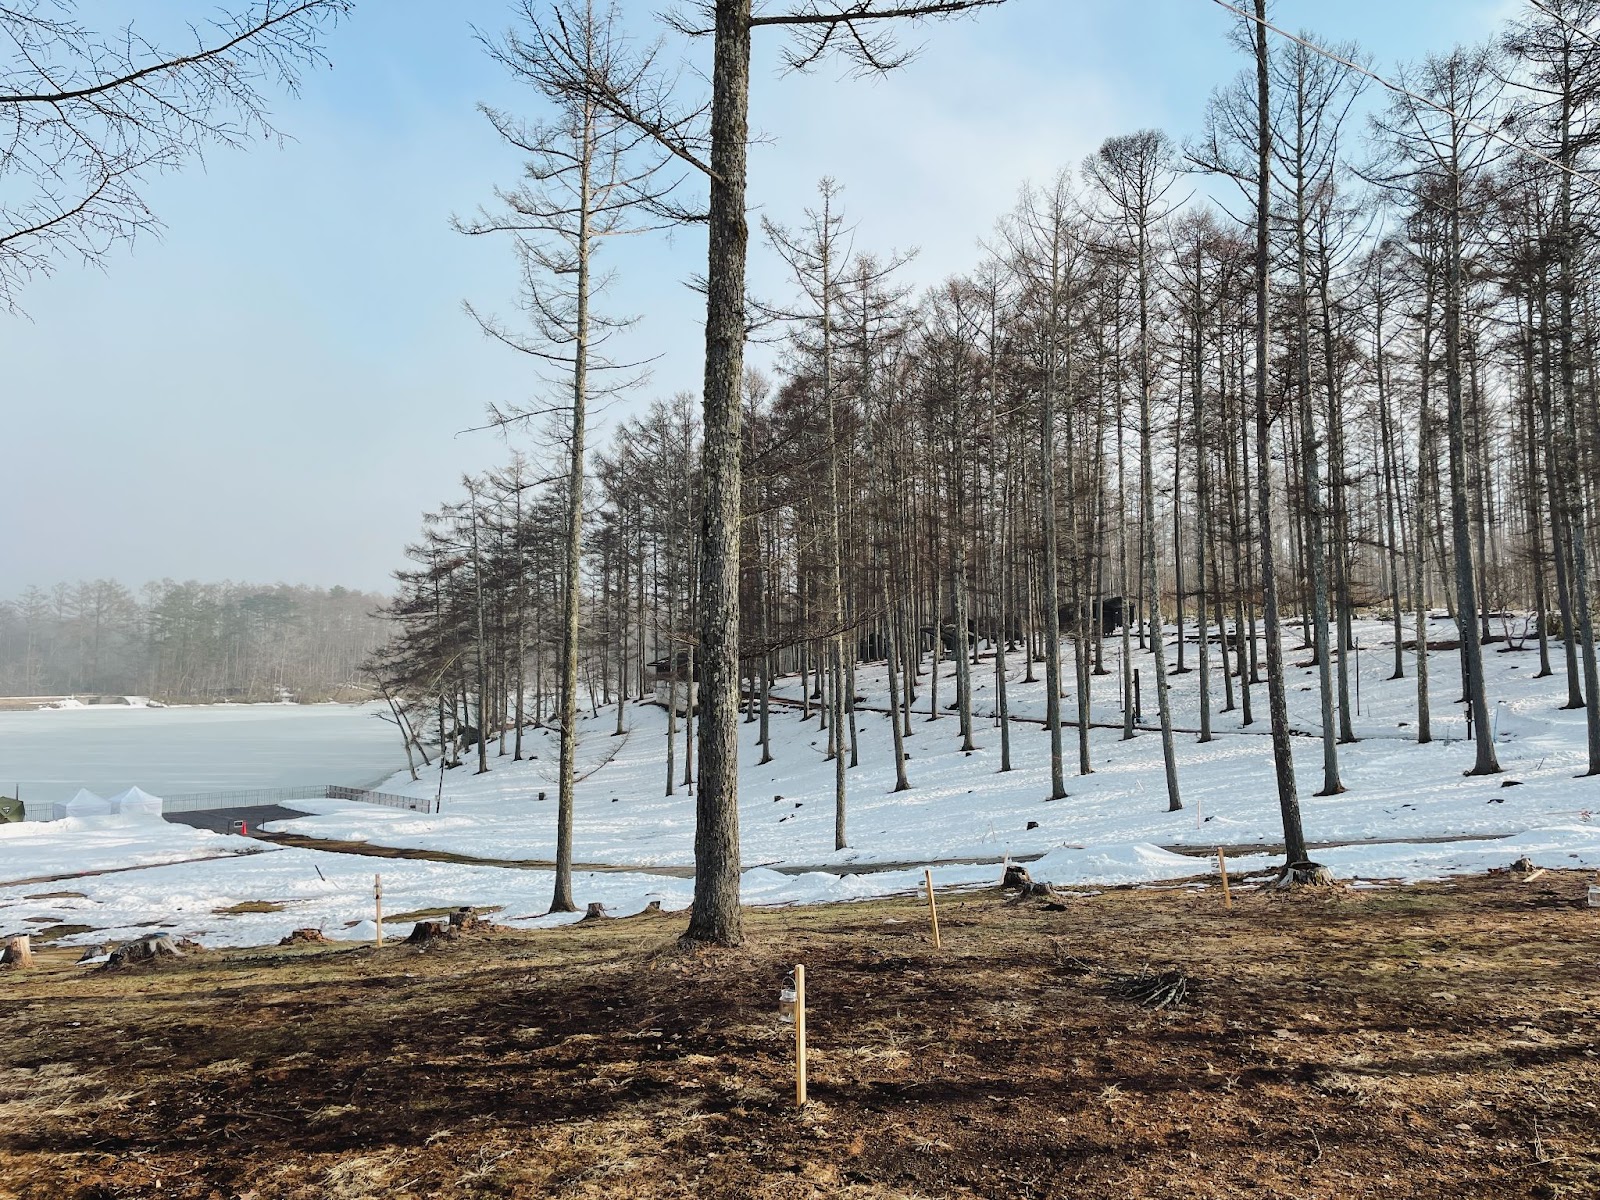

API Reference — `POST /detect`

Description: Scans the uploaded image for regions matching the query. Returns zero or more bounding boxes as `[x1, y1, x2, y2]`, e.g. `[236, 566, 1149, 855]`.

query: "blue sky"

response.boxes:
[5, 0, 1513, 594]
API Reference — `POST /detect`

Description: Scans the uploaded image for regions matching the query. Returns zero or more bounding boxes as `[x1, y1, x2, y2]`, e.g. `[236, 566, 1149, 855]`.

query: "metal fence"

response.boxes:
[160, 784, 431, 814]
[26, 784, 433, 819]
[323, 785, 432, 812]
[159, 785, 330, 813]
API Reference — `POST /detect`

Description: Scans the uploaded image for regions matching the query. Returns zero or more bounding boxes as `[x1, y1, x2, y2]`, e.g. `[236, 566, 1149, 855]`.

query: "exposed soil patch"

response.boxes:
[254, 829, 688, 875]
[211, 900, 289, 914]
[1, 873, 1596, 1199]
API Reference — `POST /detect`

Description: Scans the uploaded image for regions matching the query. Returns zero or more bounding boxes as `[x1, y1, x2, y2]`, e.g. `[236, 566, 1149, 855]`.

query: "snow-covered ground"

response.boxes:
[276, 616, 1600, 865]
[3, 618, 1598, 949]
[0, 814, 261, 883]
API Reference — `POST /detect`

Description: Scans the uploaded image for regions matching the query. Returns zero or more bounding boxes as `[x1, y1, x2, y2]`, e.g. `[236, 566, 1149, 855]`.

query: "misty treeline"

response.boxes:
[0, 581, 387, 702]
[373, 0, 1600, 936]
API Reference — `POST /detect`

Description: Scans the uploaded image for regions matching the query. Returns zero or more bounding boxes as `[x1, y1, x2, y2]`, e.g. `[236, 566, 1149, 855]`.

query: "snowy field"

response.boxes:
[4, 617, 1600, 949]
[0, 701, 402, 810]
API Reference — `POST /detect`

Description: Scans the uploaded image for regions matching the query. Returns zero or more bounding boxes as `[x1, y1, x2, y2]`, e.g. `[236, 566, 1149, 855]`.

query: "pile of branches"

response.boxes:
[1049, 942, 1193, 1010]
[1106, 967, 1191, 1010]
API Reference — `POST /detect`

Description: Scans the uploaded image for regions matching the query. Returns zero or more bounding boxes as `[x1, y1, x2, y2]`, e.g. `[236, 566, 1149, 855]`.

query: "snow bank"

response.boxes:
[1028, 842, 1241, 885]
[0, 815, 256, 886]
[1315, 824, 1600, 882]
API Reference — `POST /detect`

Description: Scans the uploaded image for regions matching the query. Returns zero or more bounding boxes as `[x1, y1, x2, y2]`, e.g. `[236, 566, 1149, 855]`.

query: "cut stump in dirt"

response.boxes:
[1003, 867, 1071, 905]
[406, 907, 500, 944]
[278, 928, 331, 946]
[104, 933, 200, 970]
[406, 920, 449, 944]
[1001, 863, 1033, 891]
[1, 934, 33, 968]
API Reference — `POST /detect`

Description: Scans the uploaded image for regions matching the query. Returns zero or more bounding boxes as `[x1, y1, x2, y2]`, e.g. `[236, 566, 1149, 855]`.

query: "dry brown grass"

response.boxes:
[0, 874, 1597, 1199]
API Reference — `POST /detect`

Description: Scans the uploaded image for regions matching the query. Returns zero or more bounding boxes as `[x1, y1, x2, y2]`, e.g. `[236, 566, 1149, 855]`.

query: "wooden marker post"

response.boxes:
[1216, 848, 1233, 910]
[794, 964, 808, 1107]
[924, 868, 942, 950]
[374, 874, 384, 946]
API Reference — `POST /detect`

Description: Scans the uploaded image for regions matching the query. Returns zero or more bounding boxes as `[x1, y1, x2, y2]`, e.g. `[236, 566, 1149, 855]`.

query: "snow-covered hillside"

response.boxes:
[4, 617, 1599, 948]
[283, 616, 1600, 866]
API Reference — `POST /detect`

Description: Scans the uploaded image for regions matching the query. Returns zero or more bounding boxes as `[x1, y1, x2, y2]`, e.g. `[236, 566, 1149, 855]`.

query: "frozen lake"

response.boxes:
[0, 703, 403, 813]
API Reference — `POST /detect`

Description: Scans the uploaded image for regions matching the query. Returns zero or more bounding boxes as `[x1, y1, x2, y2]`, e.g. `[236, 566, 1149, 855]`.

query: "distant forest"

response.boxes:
[0, 581, 390, 703]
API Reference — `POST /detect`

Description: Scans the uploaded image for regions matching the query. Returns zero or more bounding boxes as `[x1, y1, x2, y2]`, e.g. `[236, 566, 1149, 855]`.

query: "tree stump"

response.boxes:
[407, 908, 497, 944]
[580, 902, 610, 921]
[1, 934, 33, 969]
[105, 933, 193, 969]
[278, 928, 330, 946]
[1001, 863, 1034, 891]
[1275, 861, 1333, 889]
[639, 900, 663, 916]
[449, 907, 491, 933]
[405, 919, 452, 944]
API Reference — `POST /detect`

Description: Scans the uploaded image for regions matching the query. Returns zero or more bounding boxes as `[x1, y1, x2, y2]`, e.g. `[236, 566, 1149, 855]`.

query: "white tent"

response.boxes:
[106, 786, 165, 820]
[51, 788, 113, 821]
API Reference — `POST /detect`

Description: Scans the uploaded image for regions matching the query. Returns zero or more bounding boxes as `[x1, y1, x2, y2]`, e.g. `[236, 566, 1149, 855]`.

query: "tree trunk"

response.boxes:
[1041, 246, 1067, 798]
[1444, 192, 1498, 776]
[685, 0, 751, 947]
[552, 113, 595, 915]
[1254, 0, 1307, 862]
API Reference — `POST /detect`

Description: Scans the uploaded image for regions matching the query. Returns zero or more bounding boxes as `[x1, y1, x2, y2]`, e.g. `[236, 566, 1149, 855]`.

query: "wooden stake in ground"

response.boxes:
[794, 964, 808, 1107]
[1216, 848, 1233, 910]
[375, 874, 383, 946]
[924, 868, 942, 950]
[2, 934, 32, 968]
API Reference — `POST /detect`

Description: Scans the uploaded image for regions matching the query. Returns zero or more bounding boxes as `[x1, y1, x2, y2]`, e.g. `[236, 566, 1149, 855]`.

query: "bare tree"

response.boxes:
[1271, 30, 1365, 795]
[0, 0, 349, 308]
[1190, 0, 1307, 862]
[1374, 45, 1505, 776]
[1003, 172, 1087, 792]
[458, 0, 676, 911]
[1086, 128, 1184, 813]
[1505, 0, 1600, 773]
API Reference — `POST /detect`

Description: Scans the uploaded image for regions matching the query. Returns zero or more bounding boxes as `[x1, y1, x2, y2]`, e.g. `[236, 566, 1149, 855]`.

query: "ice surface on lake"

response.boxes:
[0, 703, 401, 809]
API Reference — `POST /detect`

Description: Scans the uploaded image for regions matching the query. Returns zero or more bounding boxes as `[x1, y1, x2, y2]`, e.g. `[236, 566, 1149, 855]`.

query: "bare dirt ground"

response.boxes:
[2, 871, 1597, 1200]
